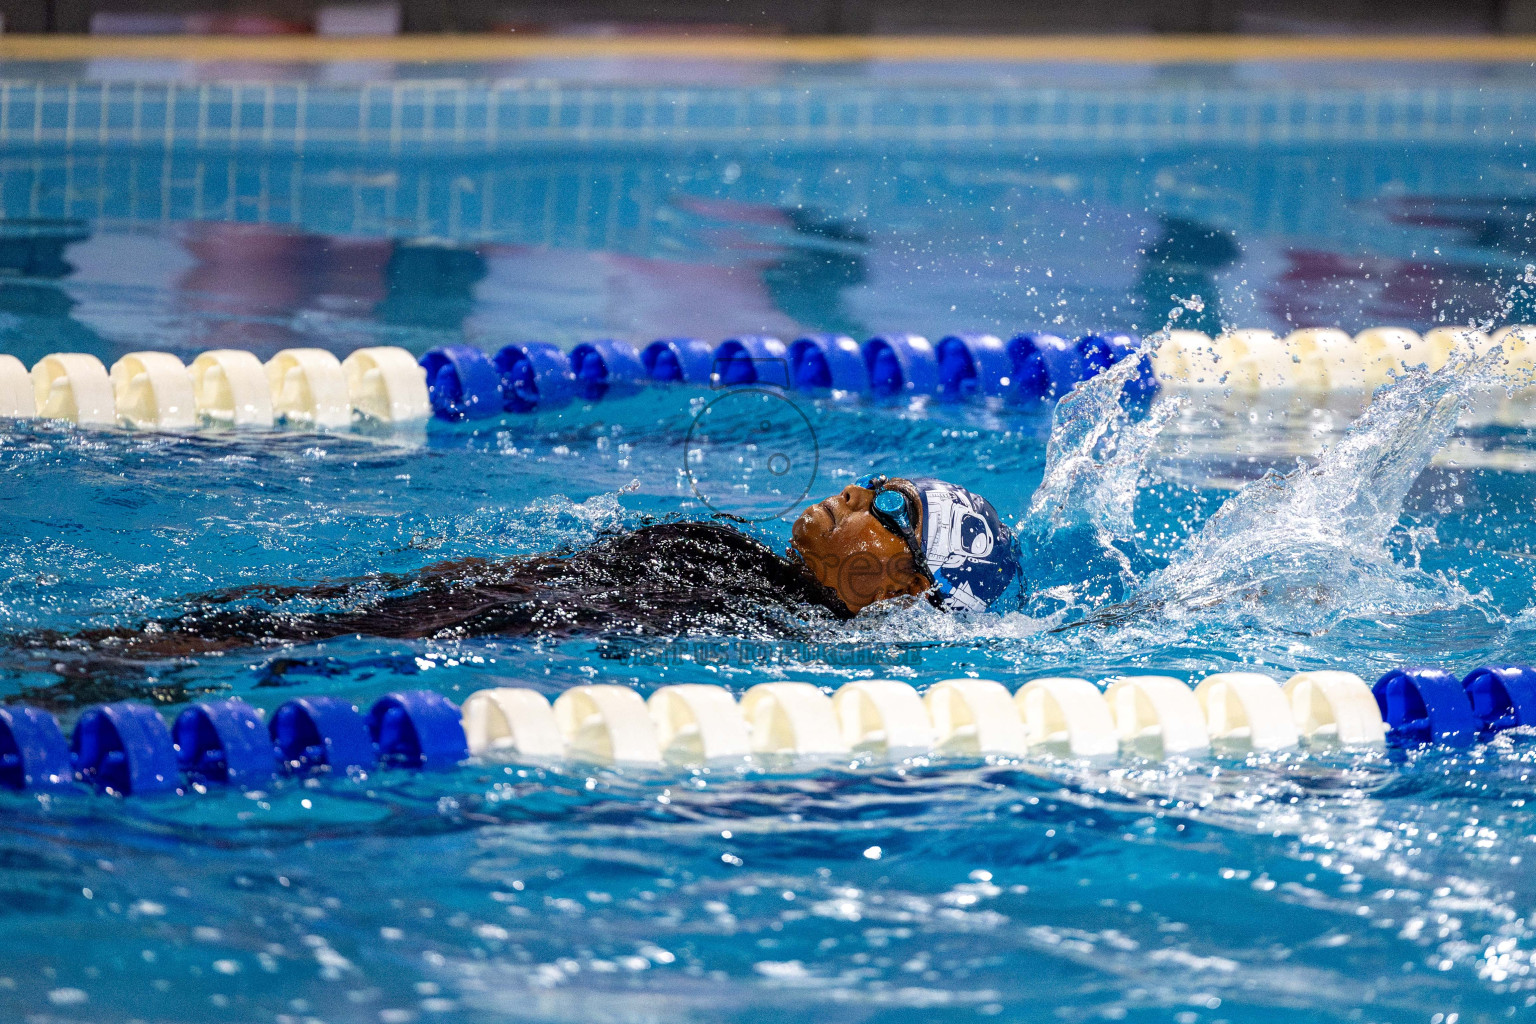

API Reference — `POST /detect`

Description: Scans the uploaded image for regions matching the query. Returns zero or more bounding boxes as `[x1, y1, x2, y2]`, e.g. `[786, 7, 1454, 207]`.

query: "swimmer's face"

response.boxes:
[790, 483, 929, 614]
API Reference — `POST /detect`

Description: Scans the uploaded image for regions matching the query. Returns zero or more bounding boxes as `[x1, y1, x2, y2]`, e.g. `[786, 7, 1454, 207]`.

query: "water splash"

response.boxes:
[1027, 354, 1177, 539]
[1125, 352, 1502, 634]
[812, 340, 1518, 661]
[1020, 352, 1181, 606]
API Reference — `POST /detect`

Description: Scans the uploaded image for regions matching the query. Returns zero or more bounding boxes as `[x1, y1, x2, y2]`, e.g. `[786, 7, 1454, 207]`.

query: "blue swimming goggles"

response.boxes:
[856, 474, 933, 582]
[858, 474, 918, 537]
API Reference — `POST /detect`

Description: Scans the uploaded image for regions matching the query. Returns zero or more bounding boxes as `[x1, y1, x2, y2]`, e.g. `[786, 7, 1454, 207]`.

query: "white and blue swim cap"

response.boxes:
[857, 474, 1022, 613]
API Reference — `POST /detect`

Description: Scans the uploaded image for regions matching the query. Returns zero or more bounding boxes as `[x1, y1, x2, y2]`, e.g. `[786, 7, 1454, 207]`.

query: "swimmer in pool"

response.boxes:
[23, 475, 1021, 659]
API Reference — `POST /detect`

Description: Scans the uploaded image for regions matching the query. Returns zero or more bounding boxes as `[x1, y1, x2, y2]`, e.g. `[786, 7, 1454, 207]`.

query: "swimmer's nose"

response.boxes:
[841, 484, 873, 510]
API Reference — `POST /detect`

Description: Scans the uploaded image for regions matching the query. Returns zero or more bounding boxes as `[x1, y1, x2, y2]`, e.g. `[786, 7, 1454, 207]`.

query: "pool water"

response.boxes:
[2, 56, 1536, 1023]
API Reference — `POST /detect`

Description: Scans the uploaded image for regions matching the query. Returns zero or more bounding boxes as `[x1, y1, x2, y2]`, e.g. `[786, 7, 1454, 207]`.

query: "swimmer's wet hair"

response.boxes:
[14, 521, 853, 667]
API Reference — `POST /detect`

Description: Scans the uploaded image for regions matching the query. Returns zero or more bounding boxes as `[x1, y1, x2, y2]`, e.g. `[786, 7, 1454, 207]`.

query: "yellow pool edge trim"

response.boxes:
[3, 33, 1536, 64]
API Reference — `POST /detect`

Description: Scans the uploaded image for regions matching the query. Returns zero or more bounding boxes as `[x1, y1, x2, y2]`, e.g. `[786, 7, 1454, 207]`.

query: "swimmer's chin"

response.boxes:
[789, 508, 813, 549]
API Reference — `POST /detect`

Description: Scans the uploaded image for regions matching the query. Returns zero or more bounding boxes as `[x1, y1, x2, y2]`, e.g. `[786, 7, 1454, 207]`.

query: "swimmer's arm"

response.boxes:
[1045, 597, 1158, 633]
[4, 557, 514, 658]
[185, 556, 502, 606]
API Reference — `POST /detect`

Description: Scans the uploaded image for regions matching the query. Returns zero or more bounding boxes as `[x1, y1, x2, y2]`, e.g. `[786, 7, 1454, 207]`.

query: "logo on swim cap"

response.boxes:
[907, 476, 1021, 613]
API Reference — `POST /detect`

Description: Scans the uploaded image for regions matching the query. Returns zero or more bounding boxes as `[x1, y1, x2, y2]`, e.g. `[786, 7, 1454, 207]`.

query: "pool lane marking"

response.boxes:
[3, 34, 1536, 64]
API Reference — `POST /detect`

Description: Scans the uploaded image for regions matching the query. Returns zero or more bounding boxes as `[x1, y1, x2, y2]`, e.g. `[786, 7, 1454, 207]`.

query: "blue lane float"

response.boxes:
[173, 698, 275, 786]
[367, 691, 468, 770]
[1373, 667, 1481, 747]
[494, 342, 576, 414]
[0, 690, 473, 797]
[1079, 332, 1155, 396]
[1461, 664, 1536, 738]
[641, 338, 715, 385]
[1006, 332, 1083, 402]
[864, 333, 939, 398]
[0, 706, 71, 791]
[788, 334, 866, 391]
[71, 702, 181, 795]
[405, 329, 1154, 421]
[569, 339, 646, 401]
[419, 345, 505, 421]
[269, 697, 376, 775]
[713, 336, 790, 388]
[1078, 332, 1135, 377]
[936, 334, 1010, 401]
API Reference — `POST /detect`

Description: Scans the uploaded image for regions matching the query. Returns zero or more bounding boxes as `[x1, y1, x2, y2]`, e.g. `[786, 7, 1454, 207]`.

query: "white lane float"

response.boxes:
[342, 346, 432, 424]
[450, 669, 1391, 771]
[648, 684, 750, 762]
[190, 349, 275, 427]
[1105, 675, 1211, 757]
[266, 348, 352, 429]
[924, 678, 1027, 756]
[831, 679, 933, 756]
[1282, 671, 1387, 747]
[32, 352, 115, 426]
[1491, 325, 1536, 396]
[461, 687, 565, 759]
[1422, 325, 1498, 421]
[739, 682, 848, 756]
[109, 351, 197, 430]
[0, 354, 34, 418]
[1014, 676, 1118, 757]
[1360, 325, 1456, 375]
[1352, 326, 1425, 387]
[553, 684, 663, 765]
[1282, 328, 1353, 390]
[1149, 330, 1218, 388]
[1155, 324, 1501, 395]
[1160, 328, 1344, 392]
[1422, 325, 1487, 368]
[1469, 325, 1536, 425]
[1491, 324, 1536, 374]
[1212, 329, 1292, 391]
[1193, 672, 1299, 752]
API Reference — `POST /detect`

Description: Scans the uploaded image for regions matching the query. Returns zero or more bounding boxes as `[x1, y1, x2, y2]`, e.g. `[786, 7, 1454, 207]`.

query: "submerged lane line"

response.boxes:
[2, 33, 1536, 64]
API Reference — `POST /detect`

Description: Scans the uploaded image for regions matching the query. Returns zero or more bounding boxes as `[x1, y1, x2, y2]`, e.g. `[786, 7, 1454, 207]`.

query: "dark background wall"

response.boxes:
[6, 0, 1536, 34]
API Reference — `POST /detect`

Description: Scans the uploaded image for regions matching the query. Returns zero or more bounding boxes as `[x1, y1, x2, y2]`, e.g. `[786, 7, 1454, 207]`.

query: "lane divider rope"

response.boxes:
[3, 325, 1531, 432]
[0, 664, 1526, 798]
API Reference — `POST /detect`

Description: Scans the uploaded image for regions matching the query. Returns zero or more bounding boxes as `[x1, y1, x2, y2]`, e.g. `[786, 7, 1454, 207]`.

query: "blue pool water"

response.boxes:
[3, 56, 1536, 1022]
